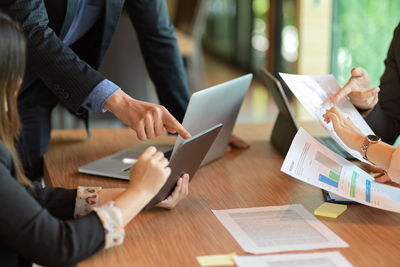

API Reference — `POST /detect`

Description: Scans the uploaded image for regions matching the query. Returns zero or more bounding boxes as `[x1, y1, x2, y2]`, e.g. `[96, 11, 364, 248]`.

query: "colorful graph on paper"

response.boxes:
[315, 152, 342, 188]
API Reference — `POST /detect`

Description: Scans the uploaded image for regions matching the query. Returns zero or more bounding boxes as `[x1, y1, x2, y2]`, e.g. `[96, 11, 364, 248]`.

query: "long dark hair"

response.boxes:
[0, 11, 30, 185]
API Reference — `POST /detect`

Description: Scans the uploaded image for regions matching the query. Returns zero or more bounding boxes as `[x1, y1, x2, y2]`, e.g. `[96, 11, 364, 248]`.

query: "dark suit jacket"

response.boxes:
[0, 141, 105, 267]
[2, 0, 189, 122]
[365, 23, 400, 144]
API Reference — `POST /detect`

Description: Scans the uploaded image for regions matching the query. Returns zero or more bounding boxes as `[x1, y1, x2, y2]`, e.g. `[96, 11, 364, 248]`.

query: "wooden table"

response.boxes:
[44, 123, 400, 267]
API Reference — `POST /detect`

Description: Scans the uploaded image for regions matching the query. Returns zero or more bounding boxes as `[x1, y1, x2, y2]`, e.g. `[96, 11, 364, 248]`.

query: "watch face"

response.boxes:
[367, 135, 380, 142]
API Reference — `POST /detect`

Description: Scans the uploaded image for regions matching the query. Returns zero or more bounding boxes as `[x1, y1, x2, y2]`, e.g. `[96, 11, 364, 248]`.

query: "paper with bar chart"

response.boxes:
[279, 73, 374, 162]
[281, 127, 400, 213]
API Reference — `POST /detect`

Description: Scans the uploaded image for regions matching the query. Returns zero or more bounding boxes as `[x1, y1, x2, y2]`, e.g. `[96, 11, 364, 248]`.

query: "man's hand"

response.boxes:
[104, 89, 191, 140]
[226, 135, 249, 152]
[330, 67, 379, 110]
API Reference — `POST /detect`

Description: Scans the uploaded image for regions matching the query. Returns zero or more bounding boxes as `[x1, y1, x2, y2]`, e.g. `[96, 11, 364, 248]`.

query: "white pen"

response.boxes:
[122, 158, 137, 164]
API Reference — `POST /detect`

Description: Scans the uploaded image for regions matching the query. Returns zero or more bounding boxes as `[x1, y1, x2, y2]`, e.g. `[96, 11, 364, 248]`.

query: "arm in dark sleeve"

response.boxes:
[0, 163, 105, 266]
[365, 23, 400, 144]
[2, 0, 105, 112]
[27, 186, 77, 220]
[125, 0, 190, 122]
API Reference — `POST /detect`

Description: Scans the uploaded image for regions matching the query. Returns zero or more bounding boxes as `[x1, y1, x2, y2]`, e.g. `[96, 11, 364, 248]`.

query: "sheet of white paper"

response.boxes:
[212, 204, 348, 254]
[279, 73, 374, 162]
[281, 128, 400, 213]
[234, 251, 353, 267]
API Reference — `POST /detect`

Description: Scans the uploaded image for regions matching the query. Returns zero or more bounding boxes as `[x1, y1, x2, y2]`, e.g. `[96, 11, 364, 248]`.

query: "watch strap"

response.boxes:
[361, 135, 380, 161]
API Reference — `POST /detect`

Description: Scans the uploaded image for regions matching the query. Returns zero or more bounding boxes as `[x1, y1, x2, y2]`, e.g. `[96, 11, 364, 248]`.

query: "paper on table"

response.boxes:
[212, 204, 347, 254]
[279, 73, 374, 162]
[281, 127, 400, 213]
[234, 251, 353, 267]
[197, 252, 236, 266]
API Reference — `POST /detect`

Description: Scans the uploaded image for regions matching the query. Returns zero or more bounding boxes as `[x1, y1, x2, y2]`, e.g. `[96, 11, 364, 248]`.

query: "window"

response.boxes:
[331, 1, 400, 86]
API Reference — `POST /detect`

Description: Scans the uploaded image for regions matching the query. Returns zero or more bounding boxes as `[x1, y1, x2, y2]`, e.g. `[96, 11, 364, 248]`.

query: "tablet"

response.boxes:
[143, 123, 223, 210]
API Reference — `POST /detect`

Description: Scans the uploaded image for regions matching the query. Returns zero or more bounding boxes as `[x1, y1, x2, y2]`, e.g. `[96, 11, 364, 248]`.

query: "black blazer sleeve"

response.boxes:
[125, 0, 190, 122]
[27, 185, 77, 221]
[0, 150, 105, 266]
[2, 0, 105, 112]
[365, 23, 400, 144]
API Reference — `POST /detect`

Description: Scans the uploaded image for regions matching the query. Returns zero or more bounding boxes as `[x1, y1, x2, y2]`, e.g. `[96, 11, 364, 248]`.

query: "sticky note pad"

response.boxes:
[197, 252, 237, 266]
[314, 202, 347, 218]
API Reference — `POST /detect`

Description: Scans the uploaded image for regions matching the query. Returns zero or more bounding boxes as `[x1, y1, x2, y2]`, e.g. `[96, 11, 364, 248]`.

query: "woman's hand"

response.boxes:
[322, 106, 365, 151]
[156, 174, 189, 209]
[357, 162, 390, 183]
[128, 146, 171, 200]
[330, 67, 379, 110]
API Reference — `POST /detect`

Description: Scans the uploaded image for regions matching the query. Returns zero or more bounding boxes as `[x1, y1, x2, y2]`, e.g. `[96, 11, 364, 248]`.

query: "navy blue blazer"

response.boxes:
[1, 0, 189, 122]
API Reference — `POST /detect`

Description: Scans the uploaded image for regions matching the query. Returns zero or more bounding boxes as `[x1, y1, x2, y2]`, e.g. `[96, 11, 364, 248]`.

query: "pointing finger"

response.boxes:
[351, 66, 367, 77]
[331, 85, 352, 104]
[163, 113, 191, 139]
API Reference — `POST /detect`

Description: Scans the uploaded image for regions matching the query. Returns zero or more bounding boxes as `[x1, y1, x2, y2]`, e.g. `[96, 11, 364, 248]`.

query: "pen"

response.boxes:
[122, 158, 137, 164]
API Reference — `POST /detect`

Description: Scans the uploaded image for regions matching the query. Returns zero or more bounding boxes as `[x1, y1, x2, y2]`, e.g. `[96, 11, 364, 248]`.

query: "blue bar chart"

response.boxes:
[315, 152, 342, 188]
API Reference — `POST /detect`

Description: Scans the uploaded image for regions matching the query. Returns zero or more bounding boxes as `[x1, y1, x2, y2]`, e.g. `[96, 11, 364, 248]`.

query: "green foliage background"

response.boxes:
[331, 0, 400, 87]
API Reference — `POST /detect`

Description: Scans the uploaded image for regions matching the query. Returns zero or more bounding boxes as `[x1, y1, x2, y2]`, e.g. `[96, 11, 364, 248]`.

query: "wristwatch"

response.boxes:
[360, 134, 381, 161]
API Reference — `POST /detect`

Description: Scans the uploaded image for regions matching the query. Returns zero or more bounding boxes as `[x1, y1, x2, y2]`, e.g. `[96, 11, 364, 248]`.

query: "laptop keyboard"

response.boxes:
[122, 148, 173, 173]
[164, 149, 173, 160]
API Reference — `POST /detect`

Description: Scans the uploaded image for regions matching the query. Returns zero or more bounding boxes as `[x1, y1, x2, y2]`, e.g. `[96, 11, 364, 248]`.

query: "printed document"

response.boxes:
[212, 204, 348, 254]
[279, 73, 374, 162]
[281, 128, 400, 213]
[234, 251, 352, 267]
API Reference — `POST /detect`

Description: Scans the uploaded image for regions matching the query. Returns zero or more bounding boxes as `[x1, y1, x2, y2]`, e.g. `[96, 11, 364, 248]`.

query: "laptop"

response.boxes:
[174, 73, 252, 165]
[79, 74, 252, 178]
[260, 69, 353, 159]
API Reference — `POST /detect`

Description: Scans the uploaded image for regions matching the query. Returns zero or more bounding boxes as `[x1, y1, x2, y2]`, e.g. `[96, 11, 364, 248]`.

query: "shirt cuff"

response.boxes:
[93, 201, 125, 248]
[82, 79, 120, 112]
[387, 146, 400, 183]
[74, 186, 102, 218]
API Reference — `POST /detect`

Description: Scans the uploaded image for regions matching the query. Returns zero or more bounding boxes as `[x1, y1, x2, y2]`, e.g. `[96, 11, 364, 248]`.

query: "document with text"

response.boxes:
[212, 204, 347, 254]
[281, 127, 400, 213]
[279, 73, 374, 162]
[234, 251, 352, 267]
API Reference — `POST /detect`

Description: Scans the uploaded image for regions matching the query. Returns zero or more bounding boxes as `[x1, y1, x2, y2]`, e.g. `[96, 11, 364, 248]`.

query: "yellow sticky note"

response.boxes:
[314, 202, 347, 218]
[197, 252, 237, 266]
